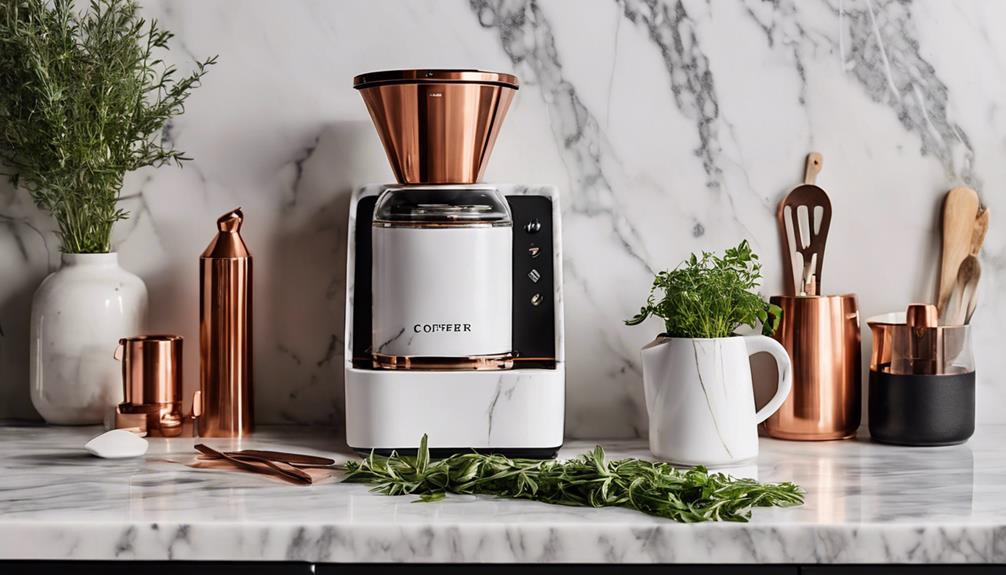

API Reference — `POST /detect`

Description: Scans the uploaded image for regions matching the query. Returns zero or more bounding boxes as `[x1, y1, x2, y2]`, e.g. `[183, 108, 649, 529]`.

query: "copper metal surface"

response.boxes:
[763, 295, 861, 441]
[868, 306, 973, 376]
[778, 153, 832, 296]
[195, 444, 311, 485]
[371, 352, 515, 371]
[355, 69, 518, 184]
[114, 335, 184, 437]
[353, 69, 519, 89]
[199, 208, 253, 437]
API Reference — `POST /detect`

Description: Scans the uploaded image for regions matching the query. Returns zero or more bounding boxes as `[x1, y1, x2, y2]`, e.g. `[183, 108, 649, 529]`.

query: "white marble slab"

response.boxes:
[0, 424, 1004, 563]
[1, 1, 1005, 438]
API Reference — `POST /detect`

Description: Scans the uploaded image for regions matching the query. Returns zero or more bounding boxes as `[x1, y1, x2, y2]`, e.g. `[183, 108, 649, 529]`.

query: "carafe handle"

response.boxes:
[744, 335, 793, 424]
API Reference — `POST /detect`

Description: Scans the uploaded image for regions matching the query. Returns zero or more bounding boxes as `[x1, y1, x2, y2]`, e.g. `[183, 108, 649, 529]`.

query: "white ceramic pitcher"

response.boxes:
[641, 335, 792, 466]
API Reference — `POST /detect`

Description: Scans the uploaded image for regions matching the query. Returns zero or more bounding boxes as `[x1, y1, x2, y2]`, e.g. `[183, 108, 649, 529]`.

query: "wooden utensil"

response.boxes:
[950, 255, 981, 326]
[970, 207, 990, 257]
[937, 187, 981, 319]
[778, 153, 832, 296]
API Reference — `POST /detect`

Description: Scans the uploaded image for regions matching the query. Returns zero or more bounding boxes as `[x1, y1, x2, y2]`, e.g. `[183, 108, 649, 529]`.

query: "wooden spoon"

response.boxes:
[953, 255, 981, 325]
[938, 187, 980, 319]
[970, 207, 990, 257]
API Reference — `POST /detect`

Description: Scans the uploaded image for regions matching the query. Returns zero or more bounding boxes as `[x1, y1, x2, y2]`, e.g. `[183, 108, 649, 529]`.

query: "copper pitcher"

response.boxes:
[762, 295, 862, 440]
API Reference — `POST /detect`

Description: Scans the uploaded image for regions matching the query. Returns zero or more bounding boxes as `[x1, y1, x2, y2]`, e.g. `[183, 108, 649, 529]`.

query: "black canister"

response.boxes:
[867, 305, 975, 446]
[868, 370, 975, 446]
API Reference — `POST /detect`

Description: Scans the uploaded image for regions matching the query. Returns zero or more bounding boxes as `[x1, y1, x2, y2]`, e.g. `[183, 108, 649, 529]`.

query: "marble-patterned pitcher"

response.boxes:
[641, 336, 792, 466]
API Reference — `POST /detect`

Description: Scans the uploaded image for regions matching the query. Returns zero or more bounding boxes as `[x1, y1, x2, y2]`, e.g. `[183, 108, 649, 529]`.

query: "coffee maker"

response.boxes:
[344, 70, 565, 456]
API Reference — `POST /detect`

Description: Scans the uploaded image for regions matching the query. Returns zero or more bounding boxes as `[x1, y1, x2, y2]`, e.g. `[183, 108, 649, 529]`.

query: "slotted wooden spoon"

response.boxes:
[778, 153, 833, 296]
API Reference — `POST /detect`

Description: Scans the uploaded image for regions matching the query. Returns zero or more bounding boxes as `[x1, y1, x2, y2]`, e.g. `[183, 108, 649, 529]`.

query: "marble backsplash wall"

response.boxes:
[1, 0, 1004, 436]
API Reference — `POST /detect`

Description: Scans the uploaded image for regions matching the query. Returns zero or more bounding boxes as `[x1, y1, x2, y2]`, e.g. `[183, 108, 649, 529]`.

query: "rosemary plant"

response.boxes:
[342, 436, 804, 522]
[0, 0, 215, 253]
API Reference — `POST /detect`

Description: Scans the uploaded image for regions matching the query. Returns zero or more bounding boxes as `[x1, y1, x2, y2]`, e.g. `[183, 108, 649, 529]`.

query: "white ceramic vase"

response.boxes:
[640, 335, 793, 466]
[30, 253, 148, 424]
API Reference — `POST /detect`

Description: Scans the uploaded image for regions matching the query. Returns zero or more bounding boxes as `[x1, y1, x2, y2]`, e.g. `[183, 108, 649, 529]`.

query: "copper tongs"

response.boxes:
[194, 444, 336, 485]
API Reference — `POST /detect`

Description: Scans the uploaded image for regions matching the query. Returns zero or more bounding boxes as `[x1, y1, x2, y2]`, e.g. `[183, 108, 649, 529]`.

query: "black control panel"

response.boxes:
[351, 195, 378, 363]
[506, 195, 556, 366]
[351, 193, 556, 367]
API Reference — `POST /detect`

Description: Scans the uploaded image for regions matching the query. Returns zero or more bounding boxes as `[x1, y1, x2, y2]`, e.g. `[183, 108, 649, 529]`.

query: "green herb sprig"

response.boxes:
[0, 0, 216, 253]
[342, 435, 804, 523]
[626, 240, 782, 338]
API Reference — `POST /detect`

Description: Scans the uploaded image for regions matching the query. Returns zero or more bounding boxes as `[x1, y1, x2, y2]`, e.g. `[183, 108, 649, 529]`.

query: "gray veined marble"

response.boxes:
[1, 425, 1006, 563]
[1, 0, 1005, 439]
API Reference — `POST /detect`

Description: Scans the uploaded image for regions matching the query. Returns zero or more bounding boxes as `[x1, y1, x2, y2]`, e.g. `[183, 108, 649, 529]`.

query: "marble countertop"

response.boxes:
[0, 424, 1003, 564]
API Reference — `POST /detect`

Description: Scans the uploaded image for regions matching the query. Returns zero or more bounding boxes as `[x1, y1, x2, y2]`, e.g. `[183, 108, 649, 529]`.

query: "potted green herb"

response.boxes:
[0, 0, 215, 423]
[625, 240, 792, 466]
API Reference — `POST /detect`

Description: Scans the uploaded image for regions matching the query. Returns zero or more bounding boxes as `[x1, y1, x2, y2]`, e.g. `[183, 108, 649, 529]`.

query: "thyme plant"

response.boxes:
[626, 240, 782, 338]
[0, 0, 215, 253]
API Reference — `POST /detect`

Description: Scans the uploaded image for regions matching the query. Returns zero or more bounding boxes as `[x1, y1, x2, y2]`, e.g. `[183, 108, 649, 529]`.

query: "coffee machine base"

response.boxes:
[345, 366, 565, 457]
[344, 184, 566, 458]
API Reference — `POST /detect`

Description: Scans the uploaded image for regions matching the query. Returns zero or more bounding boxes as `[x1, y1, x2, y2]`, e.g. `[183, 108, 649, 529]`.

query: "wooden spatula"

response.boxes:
[937, 187, 980, 319]
[778, 153, 832, 296]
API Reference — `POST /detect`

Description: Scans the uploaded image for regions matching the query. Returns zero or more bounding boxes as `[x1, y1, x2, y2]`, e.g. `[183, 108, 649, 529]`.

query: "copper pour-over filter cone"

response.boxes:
[354, 69, 519, 185]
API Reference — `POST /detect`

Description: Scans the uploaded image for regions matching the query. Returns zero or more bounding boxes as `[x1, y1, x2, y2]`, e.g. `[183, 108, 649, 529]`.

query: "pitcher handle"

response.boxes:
[744, 335, 793, 424]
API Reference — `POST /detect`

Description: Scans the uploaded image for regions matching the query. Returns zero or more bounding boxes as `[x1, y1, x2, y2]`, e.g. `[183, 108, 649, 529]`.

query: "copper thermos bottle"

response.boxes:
[198, 208, 253, 437]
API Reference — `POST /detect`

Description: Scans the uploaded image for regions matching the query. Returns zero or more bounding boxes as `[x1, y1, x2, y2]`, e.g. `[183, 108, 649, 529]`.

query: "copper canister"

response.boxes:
[762, 294, 861, 440]
[198, 208, 253, 437]
[114, 335, 184, 437]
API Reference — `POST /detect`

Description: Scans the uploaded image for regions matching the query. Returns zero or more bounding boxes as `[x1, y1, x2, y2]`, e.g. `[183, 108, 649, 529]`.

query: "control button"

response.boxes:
[530, 293, 543, 307]
[528, 269, 541, 283]
[525, 219, 542, 233]
[528, 246, 541, 259]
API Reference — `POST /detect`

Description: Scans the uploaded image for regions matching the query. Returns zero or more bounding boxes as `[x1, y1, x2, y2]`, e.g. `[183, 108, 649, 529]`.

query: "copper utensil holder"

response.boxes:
[763, 295, 861, 440]
[114, 335, 184, 437]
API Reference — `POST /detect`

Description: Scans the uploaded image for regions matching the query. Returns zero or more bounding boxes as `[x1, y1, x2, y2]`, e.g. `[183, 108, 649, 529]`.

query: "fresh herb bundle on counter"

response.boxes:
[342, 435, 804, 522]
[626, 240, 781, 338]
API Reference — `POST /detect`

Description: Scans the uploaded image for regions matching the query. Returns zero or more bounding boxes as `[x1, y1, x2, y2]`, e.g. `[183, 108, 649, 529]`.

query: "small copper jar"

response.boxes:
[114, 335, 184, 437]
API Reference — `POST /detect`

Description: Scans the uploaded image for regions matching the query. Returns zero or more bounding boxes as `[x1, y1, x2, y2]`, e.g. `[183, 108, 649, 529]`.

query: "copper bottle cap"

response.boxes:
[354, 69, 519, 185]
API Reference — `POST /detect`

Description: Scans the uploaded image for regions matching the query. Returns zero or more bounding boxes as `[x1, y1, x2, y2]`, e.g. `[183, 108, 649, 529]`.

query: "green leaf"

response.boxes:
[416, 434, 430, 474]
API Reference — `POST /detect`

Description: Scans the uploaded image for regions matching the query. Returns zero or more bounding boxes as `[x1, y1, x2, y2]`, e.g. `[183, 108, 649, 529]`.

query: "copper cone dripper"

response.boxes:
[354, 70, 519, 185]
